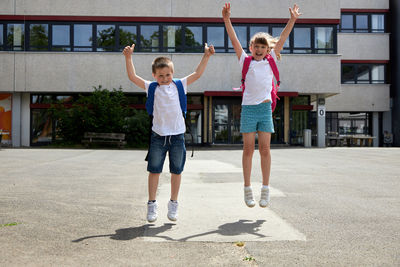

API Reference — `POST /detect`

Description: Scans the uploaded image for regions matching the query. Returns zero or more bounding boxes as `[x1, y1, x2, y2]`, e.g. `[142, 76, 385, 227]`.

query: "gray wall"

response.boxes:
[0, 52, 341, 95]
[1, 0, 340, 19]
[340, 0, 389, 9]
[338, 34, 390, 60]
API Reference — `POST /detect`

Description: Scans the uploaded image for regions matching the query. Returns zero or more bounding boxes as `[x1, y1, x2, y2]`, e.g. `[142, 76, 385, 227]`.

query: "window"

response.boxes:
[2, 20, 336, 54]
[140, 25, 159, 52]
[293, 27, 311, 53]
[184, 26, 202, 52]
[74, 24, 92, 51]
[7, 23, 25, 50]
[315, 27, 334, 53]
[207, 26, 225, 52]
[327, 112, 370, 136]
[52, 25, 70, 51]
[163, 25, 182, 52]
[341, 64, 386, 84]
[96, 24, 116, 51]
[229, 26, 247, 52]
[119, 25, 136, 51]
[371, 14, 385, 33]
[271, 26, 289, 53]
[29, 24, 49, 50]
[0, 24, 3, 50]
[339, 13, 386, 33]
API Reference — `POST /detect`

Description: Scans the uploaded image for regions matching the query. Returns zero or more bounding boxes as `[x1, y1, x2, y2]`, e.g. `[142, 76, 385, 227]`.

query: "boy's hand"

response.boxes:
[289, 4, 302, 20]
[123, 44, 135, 57]
[204, 43, 215, 57]
[222, 2, 231, 21]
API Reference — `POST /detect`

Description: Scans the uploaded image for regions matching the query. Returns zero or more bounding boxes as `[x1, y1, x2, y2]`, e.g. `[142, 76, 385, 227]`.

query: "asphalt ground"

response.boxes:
[0, 147, 399, 266]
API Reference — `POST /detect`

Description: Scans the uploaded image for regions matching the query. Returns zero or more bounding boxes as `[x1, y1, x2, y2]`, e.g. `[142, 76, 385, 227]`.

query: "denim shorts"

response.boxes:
[147, 131, 186, 174]
[240, 102, 275, 133]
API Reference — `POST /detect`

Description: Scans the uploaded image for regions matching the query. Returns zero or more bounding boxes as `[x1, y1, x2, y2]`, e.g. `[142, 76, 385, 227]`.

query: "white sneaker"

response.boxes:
[167, 200, 178, 221]
[147, 201, 158, 223]
[259, 187, 270, 208]
[244, 187, 255, 207]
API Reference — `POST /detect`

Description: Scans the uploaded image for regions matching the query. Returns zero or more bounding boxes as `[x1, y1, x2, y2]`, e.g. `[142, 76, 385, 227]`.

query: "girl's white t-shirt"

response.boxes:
[239, 49, 278, 105]
[144, 77, 188, 136]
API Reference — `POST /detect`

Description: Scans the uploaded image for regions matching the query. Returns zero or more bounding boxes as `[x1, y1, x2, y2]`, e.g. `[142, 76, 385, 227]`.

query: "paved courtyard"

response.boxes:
[0, 147, 399, 266]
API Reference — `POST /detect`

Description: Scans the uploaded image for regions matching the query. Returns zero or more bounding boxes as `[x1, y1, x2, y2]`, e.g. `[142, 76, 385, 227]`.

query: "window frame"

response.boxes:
[341, 63, 387, 84]
[339, 12, 386, 33]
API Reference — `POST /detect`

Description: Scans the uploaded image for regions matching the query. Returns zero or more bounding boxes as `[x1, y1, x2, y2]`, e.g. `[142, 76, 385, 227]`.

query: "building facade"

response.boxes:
[0, 0, 394, 147]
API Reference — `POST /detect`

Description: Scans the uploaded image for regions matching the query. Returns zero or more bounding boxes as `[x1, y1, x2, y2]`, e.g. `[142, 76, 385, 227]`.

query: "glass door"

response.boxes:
[213, 97, 242, 144]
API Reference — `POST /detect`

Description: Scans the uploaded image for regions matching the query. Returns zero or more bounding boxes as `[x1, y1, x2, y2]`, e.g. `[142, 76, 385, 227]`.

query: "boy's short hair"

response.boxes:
[152, 57, 174, 74]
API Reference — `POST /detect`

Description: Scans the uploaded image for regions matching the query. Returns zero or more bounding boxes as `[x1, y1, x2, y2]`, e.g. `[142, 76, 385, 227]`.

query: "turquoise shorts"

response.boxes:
[240, 102, 275, 133]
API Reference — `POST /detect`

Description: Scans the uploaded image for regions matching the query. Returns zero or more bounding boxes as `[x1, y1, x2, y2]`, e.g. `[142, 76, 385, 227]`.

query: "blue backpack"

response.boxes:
[145, 79, 186, 117]
[144, 79, 193, 160]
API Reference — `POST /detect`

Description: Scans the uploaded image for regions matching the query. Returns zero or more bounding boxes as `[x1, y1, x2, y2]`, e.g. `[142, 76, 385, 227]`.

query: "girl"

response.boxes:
[222, 2, 301, 207]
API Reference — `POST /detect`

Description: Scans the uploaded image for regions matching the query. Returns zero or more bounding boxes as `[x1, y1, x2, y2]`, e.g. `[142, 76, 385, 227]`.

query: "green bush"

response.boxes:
[51, 86, 150, 148]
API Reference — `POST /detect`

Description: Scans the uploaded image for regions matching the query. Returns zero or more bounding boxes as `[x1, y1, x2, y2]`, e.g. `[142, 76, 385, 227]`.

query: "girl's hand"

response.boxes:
[204, 43, 215, 57]
[222, 2, 231, 21]
[123, 44, 135, 57]
[289, 4, 302, 20]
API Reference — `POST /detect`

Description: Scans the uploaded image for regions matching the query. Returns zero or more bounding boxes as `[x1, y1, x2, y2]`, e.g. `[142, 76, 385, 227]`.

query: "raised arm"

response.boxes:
[274, 4, 302, 55]
[222, 2, 242, 60]
[186, 43, 215, 86]
[123, 44, 146, 90]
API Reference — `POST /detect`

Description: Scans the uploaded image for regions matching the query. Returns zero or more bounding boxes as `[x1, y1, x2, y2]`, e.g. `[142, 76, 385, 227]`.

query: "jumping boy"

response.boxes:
[123, 43, 215, 222]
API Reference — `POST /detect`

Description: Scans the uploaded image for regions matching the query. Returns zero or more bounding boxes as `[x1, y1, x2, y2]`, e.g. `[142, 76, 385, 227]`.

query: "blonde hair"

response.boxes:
[249, 32, 281, 60]
[152, 57, 174, 74]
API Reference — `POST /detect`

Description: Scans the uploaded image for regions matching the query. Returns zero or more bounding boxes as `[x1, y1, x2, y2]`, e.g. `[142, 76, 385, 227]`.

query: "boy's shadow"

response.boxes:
[72, 219, 268, 243]
[72, 223, 176, 243]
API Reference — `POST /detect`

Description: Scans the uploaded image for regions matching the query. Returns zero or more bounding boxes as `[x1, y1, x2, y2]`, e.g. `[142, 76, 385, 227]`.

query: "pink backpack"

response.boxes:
[236, 54, 280, 112]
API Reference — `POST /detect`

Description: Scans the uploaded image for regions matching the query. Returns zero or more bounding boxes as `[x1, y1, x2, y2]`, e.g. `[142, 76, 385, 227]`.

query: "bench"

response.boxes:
[82, 132, 127, 148]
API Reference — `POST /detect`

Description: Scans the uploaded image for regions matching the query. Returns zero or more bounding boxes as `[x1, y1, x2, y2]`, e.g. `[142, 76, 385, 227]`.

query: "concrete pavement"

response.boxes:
[0, 147, 399, 266]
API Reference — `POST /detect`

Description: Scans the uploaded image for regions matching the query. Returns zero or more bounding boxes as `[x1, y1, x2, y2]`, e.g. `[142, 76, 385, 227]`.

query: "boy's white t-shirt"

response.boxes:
[239, 49, 278, 105]
[144, 77, 188, 136]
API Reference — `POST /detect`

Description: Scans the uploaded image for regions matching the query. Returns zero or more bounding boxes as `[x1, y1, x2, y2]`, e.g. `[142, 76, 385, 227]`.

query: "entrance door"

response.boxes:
[213, 97, 242, 144]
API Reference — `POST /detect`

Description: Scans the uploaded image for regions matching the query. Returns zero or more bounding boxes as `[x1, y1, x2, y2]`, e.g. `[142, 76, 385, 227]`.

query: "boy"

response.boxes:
[123, 43, 215, 222]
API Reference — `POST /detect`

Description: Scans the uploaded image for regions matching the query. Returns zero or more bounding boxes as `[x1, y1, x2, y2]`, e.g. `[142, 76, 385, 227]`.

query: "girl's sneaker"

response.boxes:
[259, 187, 270, 208]
[167, 200, 178, 221]
[244, 187, 255, 207]
[147, 201, 158, 223]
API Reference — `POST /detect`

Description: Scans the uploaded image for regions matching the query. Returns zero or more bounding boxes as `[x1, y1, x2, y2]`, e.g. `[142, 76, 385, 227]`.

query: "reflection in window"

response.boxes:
[342, 65, 355, 84]
[97, 24, 116, 51]
[163, 25, 182, 52]
[0, 24, 3, 49]
[7, 24, 25, 50]
[140, 25, 159, 52]
[31, 95, 53, 104]
[250, 26, 269, 39]
[341, 14, 353, 32]
[119, 26, 136, 50]
[30, 24, 48, 50]
[32, 109, 53, 144]
[293, 27, 311, 53]
[214, 104, 228, 143]
[185, 26, 202, 52]
[272, 27, 289, 53]
[52, 25, 70, 51]
[207, 27, 225, 52]
[315, 27, 333, 53]
[371, 65, 385, 83]
[229, 26, 246, 51]
[356, 65, 370, 83]
[356, 15, 368, 32]
[372, 14, 385, 33]
[74, 24, 92, 51]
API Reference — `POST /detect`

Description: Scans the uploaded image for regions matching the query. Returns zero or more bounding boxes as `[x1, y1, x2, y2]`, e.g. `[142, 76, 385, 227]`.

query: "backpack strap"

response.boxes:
[173, 78, 187, 118]
[240, 56, 253, 94]
[266, 54, 280, 88]
[145, 81, 158, 116]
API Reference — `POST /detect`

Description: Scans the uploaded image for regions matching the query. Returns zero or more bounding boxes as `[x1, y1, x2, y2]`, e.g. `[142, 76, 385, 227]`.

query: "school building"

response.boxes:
[0, 0, 398, 147]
